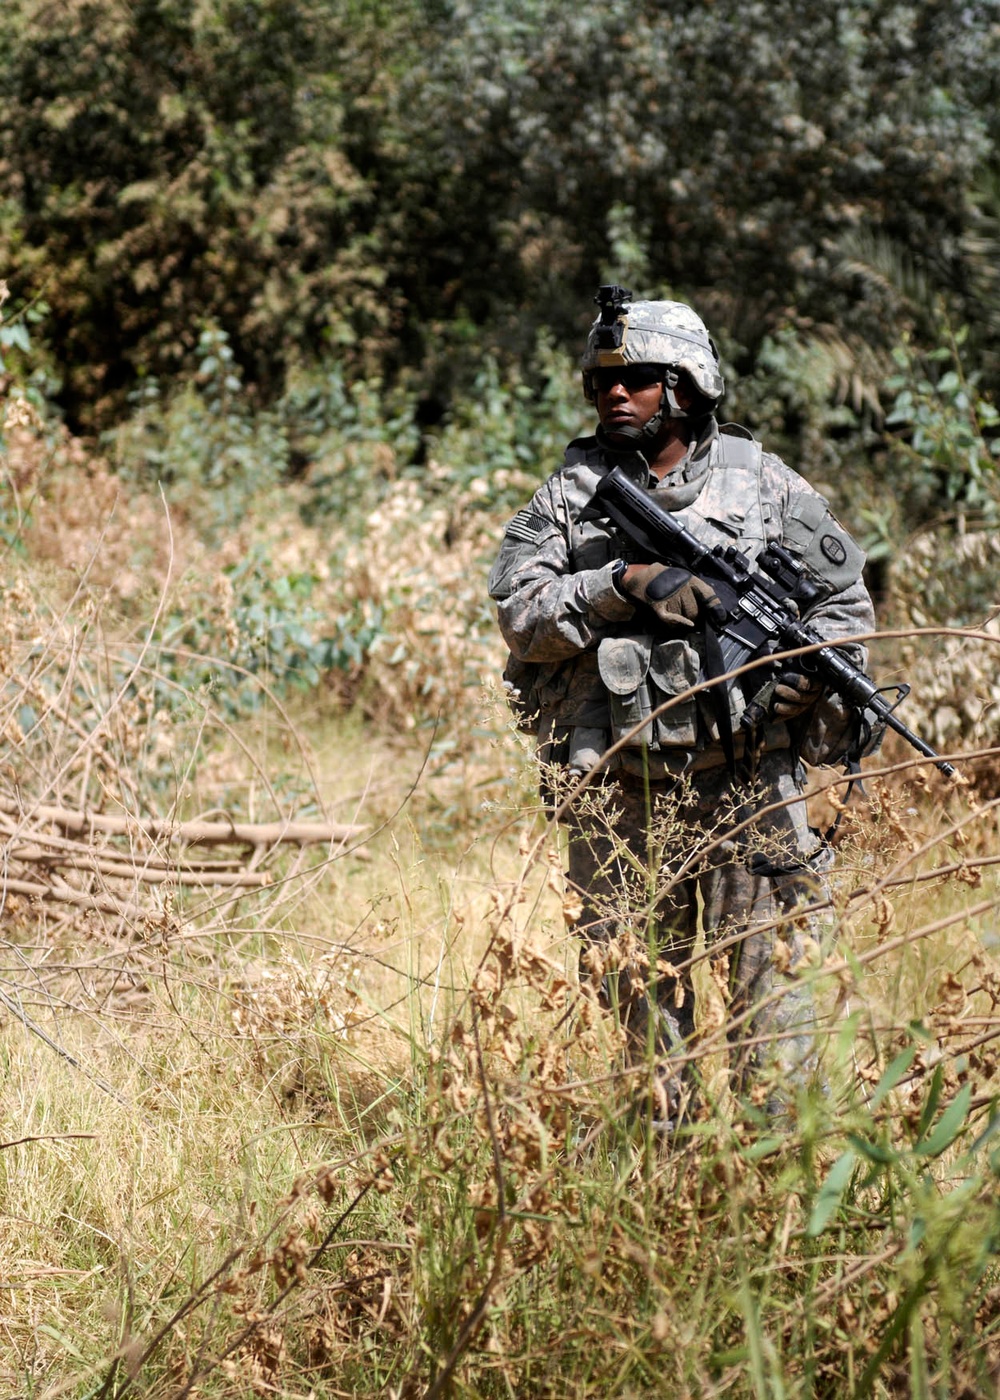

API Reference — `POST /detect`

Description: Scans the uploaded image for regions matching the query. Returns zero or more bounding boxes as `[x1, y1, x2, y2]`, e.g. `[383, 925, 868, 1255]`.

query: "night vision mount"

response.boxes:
[594, 284, 633, 351]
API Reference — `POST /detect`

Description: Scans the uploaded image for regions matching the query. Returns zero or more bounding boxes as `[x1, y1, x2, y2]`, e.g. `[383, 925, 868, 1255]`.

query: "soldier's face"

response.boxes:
[595, 365, 665, 441]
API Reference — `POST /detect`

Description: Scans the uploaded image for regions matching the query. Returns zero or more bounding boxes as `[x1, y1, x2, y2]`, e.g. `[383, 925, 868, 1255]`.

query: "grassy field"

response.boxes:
[2, 422, 1000, 1398]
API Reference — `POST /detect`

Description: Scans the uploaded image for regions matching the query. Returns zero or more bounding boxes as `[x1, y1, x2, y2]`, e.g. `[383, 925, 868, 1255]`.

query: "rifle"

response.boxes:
[595, 465, 956, 778]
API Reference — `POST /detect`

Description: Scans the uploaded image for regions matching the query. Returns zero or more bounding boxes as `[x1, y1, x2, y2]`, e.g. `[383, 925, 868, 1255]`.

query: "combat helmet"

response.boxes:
[581, 286, 725, 427]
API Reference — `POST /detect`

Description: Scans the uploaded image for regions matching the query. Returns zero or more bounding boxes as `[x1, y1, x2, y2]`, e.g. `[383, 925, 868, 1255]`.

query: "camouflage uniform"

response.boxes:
[488, 414, 876, 1113]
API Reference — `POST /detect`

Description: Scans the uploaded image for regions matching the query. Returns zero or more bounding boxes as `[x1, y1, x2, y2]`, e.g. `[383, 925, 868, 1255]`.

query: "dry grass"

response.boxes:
[4, 412, 1000, 1397]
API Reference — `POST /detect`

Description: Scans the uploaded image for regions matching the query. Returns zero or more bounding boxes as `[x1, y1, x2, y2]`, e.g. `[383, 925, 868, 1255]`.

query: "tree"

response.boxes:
[3, 0, 1000, 429]
[0, 0, 414, 423]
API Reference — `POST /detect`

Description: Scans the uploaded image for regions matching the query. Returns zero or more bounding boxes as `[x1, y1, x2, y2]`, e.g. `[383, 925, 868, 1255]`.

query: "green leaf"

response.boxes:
[967, 1108, 1000, 1158]
[741, 1135, 785, 1161]
[913, 1084, 972, 1158]
[807, 1149, 857, 1236]
[847, 1132, 897, 1165]
[868, 1045, 917, 1110]
[0, 322, 31, 353]
[834, 1010, 862, 1072]
[915, 1064, 945, 1140]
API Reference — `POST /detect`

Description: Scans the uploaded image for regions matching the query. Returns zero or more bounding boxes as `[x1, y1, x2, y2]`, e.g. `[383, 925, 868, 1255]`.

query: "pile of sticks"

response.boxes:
[0, 796, 366, 921]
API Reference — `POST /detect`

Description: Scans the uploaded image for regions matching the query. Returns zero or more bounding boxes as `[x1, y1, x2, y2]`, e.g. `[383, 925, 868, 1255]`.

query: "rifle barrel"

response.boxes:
[871, 705, 956, 778]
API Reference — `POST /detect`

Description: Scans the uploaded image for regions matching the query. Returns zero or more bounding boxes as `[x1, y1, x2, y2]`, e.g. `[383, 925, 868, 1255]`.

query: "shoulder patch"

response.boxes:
[820, 533, 847, 567]
[505, 509, 551, 544]
[783, 492, 865, 592]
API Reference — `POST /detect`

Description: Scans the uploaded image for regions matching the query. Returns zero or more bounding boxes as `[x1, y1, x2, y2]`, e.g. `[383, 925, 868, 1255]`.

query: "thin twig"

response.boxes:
[0, 1132, 97, 1150]
[0, 984, 129, 1105]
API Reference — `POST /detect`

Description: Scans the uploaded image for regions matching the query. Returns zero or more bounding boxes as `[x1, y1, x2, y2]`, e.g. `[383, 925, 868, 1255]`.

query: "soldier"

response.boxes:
[488, 288, 877, 1128]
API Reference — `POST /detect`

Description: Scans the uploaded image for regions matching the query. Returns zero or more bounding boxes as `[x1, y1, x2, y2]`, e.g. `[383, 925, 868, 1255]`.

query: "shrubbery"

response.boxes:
[3, 0, 1000, 438]
[4, 191, 1000, 1400]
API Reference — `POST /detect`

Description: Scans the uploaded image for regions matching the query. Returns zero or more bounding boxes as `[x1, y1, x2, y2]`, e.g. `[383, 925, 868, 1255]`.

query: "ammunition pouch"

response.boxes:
[597, 634, 701, 749]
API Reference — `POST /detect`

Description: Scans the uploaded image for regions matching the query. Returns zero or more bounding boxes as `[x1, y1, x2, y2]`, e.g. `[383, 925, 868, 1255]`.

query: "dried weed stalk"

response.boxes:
[5, 385, 1000, 1398]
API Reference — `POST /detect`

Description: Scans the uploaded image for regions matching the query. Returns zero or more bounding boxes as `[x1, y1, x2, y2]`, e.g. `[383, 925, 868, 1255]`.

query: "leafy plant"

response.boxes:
[4, 0, 1000, 430]
[884, 326, 1000, 530]
[108, 326, 289, 520]
[4, 352, 1000, 1396]
[422, 336, 590, 514]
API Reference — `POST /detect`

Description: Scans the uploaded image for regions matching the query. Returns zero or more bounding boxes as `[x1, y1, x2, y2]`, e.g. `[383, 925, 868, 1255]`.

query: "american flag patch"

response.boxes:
[505, 509, 550, 544]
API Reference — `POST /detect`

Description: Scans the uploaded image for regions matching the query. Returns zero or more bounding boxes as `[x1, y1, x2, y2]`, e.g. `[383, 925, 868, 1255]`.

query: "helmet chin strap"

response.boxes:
[662, 369, 689, 421]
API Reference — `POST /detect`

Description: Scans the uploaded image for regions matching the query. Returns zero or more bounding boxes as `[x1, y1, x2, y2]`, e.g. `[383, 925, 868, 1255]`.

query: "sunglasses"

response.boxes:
[592, 364, 666, 394]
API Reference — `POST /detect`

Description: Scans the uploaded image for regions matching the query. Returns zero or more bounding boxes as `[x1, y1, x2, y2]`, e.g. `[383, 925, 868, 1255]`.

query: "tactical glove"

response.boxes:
[771, 671, 825, 719]
[621, 563, 727, 630]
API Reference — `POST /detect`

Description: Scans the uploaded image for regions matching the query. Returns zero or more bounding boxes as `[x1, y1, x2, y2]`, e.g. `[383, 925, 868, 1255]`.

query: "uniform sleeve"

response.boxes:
[800, 574, 875, 670]
[764, 453, 876, 668]
[487, 477, 636, 663]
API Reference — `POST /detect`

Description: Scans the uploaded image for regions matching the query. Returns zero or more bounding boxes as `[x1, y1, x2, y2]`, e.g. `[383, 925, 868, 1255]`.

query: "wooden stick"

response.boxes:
[1, 875, 144, 918]
[0, 817, 246, 870]
[0, 798, 365, 848]
[5, 849, 272, 888]
[0, 1133, 97, 1151]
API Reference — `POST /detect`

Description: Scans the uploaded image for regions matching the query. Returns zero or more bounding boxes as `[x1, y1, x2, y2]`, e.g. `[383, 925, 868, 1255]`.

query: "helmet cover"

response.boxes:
[582, 297, 724, 405]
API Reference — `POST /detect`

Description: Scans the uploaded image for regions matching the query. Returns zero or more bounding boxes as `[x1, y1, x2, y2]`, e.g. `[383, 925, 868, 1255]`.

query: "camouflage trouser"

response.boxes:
[565, 748, 832, 1112]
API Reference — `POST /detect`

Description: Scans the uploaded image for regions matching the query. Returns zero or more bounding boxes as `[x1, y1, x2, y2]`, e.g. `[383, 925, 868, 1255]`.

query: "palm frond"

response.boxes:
[836, 227, 935, 330]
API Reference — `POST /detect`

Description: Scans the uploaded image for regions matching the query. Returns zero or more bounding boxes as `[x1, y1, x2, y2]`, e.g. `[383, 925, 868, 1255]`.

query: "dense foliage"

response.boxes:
[3, 0, 1000, 435]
